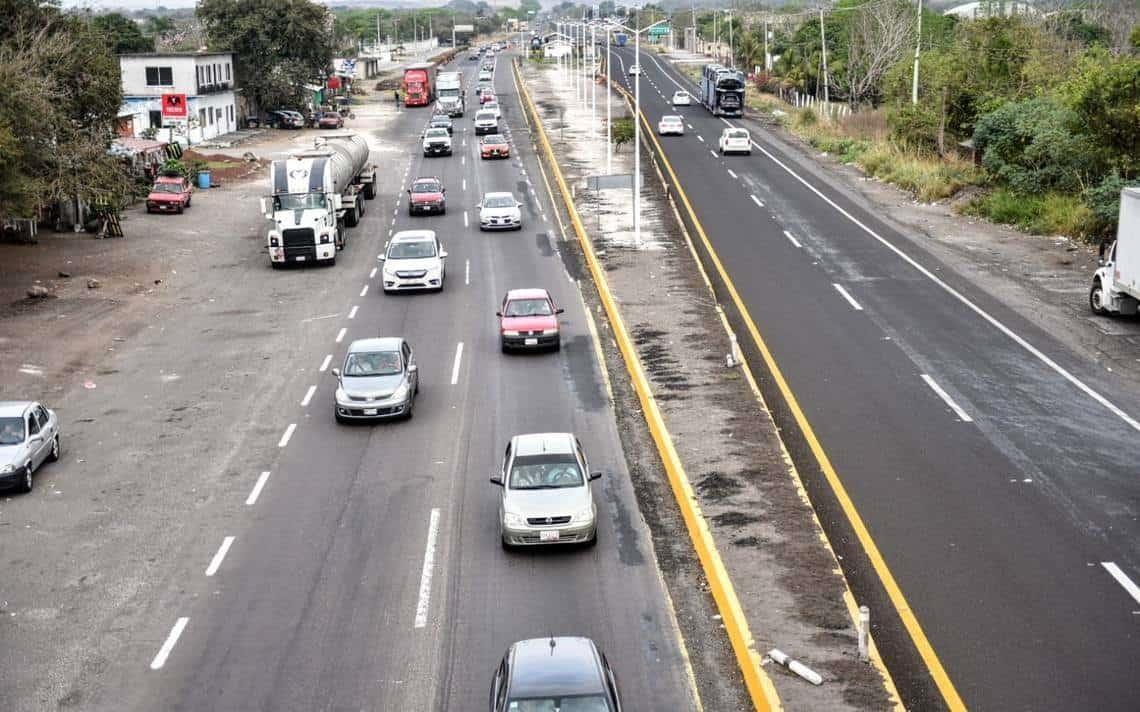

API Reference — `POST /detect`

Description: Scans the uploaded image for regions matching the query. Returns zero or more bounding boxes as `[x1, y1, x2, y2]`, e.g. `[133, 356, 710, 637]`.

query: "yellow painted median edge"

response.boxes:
[611, 73, 966, 712]
[512, 59, 782, 712]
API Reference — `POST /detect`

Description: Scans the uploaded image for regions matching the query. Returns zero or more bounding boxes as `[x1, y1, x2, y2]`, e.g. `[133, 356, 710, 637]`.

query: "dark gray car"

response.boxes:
[332, 337, 419, 422]
[490, 637, 622, 711]
[0, 401, 61, 493]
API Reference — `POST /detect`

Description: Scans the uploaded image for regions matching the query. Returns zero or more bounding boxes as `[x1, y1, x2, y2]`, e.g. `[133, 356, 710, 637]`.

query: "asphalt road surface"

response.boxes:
[90, 54, 697, 711]
[608, 45, 1140, 711]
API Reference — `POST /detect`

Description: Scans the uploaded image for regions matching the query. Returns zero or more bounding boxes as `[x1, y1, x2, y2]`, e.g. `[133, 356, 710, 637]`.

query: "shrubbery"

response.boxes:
[973, 97, 1094, 194]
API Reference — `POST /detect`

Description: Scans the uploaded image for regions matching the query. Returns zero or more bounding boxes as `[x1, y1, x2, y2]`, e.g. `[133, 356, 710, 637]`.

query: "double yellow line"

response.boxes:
[511, 59, 783, 712]
[612, 70, 967, 712]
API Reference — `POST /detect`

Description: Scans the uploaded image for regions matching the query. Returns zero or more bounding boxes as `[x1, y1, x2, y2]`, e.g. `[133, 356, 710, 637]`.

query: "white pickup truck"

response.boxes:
[1090, 187, 1140, 315]
[422, 127, 453, 157]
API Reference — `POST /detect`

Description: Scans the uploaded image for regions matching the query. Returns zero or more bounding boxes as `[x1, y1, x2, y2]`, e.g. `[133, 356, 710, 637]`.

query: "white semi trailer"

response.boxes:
[262, 133, 377, 268]
[1091, 187, 1140, 315]
[437, 71, 465, 117]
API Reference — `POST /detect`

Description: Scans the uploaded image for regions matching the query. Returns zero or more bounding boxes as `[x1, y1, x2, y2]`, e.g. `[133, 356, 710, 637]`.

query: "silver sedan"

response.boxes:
[0, 401, 61, 493]
[332, 337, 419, 422]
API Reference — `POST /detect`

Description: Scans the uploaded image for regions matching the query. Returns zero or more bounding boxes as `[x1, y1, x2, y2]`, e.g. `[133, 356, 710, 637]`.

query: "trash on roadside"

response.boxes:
[26, 285, 49, 298]
[87, 278, 101, 289]
[765, 648, 823, 686]
[58, 271, 71, 278]
[83, 380, 96, 390]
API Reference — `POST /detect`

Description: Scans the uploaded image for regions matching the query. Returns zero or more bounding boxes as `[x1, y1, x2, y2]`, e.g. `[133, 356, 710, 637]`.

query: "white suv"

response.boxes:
[380, 230, 448, 292]
[718, 127, 751, 155]
[474, 109, 498, 135]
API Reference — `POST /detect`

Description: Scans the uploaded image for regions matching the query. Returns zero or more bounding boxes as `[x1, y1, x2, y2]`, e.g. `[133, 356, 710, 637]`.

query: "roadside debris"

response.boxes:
[86, 279, 101, 289]
[766, 649, 823, 686]
[26, 285, 49, 298]
[58, 271, 71, 278]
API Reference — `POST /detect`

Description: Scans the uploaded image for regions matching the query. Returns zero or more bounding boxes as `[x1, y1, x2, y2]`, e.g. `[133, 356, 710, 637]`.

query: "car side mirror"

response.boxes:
[490, 475, 504, 486]
[555, 308, 565, 314]
[442, 188, 446, 194]
[515, 201, 522, 208]
[589, 471, 602, 481]
[440, 250, 448, 258]
[331, 367, 341, 378]
[407, 364, 418, 374]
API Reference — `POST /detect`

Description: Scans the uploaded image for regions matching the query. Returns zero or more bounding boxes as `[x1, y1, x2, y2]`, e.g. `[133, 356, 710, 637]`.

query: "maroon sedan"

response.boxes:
[497, 288, 564, 352]
[146, 176, 193, 214]
[407, 176, 446, 216]
[318, 112, 344, 129]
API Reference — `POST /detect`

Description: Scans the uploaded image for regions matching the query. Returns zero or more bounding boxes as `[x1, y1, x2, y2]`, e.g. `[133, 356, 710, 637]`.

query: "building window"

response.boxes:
[199, 108, 207, 127]
[145, 66, 174, 87]
[225, 64, 231, 81]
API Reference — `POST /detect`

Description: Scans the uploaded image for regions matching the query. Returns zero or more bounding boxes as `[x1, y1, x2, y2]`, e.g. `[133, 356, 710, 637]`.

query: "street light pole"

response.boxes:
[606, 26, 612, 173]
[591, 23, 596, 139]
[634, 13, 641, 245]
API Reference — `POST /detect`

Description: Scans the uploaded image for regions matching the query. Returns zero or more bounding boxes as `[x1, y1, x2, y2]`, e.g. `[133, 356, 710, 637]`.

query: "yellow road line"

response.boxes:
[512, 59, 781, 712]
[615, 79, 966, 711]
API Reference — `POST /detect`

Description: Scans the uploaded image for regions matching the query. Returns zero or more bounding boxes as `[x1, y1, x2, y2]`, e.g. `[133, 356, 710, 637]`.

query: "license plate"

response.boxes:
[294, 256, 306, 261]
[363, 408, 378, 415]
[539, 530, 560, 542]
[525, 338, 539, 345]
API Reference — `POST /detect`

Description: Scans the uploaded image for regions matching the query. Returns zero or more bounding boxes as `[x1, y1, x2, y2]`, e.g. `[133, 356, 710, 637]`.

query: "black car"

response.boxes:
[490, 637, 622, 712]
[429, 114, 454, 135]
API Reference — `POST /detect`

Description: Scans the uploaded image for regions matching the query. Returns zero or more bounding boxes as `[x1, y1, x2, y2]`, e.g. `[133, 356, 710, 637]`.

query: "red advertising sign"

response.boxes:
[161, 93, 188, 119]
[327, 76, 342, 90]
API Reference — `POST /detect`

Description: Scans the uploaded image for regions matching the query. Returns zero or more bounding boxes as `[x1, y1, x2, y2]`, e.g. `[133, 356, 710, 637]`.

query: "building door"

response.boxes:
[149, 110, 162, 129]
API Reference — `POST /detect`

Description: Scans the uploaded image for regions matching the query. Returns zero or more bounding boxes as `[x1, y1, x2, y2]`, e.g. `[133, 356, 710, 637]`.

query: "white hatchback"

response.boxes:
[718, 127, 752, 155]
[671, 91, 691, 106]
[657, 115, 684, 136]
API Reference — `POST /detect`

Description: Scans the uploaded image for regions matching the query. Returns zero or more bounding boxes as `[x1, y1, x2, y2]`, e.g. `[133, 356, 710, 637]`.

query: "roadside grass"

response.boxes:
[961, 188, 1095, 238]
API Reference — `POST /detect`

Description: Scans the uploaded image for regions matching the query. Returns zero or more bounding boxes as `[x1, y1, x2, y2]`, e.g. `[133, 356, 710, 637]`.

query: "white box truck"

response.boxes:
[1091, 187, 1140, 315]
[436, 71, 465, 117]
[262, 133, 377, 268]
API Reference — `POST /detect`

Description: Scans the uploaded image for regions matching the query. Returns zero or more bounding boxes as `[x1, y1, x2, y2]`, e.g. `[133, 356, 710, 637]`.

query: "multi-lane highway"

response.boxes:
[88, 52, 698, 711]
[612, 43, 1140, 711]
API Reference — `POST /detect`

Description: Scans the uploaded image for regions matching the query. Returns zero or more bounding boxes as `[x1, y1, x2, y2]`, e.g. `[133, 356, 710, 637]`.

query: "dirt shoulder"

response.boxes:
[521, 61, 898, 711]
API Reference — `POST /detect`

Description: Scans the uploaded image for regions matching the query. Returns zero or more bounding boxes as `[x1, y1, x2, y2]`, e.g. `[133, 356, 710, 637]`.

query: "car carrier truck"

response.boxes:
[262, 133, 377, 268]
[1090, 187, 1140, 315]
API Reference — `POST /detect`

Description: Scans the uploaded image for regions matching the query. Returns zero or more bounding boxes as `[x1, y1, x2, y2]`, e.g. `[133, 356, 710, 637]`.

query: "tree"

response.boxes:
[0, 0, 128, 219]
[836, 0, 914, 108]
[1060, 50, 1140, 178]
[144, 15, 176, 37]
[91, 12, 153, 54]
[973, 97, 1097, 193]
[197, 0, 334, 113]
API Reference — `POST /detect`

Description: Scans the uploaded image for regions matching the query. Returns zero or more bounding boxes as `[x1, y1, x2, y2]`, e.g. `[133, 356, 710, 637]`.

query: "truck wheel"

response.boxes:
[364, 181, 376, 200]
[1090, 280, 1110, 315]
[345, 205, 359, 227]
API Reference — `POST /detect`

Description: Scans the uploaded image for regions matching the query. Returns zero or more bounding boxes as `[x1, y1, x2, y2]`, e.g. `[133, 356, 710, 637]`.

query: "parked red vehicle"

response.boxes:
[318, 112, 345, 129]
[402, 63, 437, 107]
[496, 288, 564, 352]
[146, 175, 193, 214]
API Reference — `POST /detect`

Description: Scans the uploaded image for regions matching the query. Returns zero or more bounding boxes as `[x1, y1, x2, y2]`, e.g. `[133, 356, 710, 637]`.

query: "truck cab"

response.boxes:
[1091, 188, 1140, 316]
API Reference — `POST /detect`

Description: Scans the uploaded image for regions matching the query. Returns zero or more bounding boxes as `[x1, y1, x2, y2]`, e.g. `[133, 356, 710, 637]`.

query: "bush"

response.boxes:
[963, 188, 1095, 238]
[973, 96, 1096, 194]
[888, 103, 940, 154]
[160, 158, 187, 177]
[611, 117, 634, 151]
[1083, 174, 1140, 236]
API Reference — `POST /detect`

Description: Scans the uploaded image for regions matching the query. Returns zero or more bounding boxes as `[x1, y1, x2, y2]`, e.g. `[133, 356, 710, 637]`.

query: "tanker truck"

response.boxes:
[261, 132, 377, 268]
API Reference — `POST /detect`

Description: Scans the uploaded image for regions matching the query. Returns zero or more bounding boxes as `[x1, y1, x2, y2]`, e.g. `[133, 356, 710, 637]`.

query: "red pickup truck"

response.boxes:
[146, 175, 193, 214]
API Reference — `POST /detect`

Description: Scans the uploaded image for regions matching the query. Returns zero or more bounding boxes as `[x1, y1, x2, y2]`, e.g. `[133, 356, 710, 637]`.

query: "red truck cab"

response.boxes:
[146, 175, 193, 214]
[402, 63, 436, 107]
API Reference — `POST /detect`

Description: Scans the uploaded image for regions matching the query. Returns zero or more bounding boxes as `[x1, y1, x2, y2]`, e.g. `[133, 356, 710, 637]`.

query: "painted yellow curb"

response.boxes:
[512, 59, 782, 712]
[611, 69, 966, 712]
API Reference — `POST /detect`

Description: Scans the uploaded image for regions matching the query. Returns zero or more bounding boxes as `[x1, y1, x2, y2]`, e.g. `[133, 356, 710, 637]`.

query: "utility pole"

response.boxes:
[606, 25, 612, 173]
[634, 10, 641, 247]
[591, 23, 596, 140]
[911, 0, 923, 105]
[763, 18, 769, 72]
[819, 9, 829, 107]
[727, 9, 734, 69]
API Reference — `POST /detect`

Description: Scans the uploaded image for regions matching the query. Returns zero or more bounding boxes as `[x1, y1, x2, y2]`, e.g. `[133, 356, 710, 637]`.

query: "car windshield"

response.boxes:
[343, 350, 402, 377]
[509, 454, 584, 490]
[477, 112, 495, 121]
[484, 195, 516, 209]
[481, 135, 506, 144]
[412, 182, 441, 193]
[505, 298, 553, 317]
[508, 694, 612, 711]
[662, 116, 680, 123]
[674, 92, 687, 98]
[388, 240, 437, 259]
[152, 182, 184, 193]
[276, 193, 327, 210]
[0, 417, 25, 445]
[426, 128, 448, 138]
[727, 130, 748, 139]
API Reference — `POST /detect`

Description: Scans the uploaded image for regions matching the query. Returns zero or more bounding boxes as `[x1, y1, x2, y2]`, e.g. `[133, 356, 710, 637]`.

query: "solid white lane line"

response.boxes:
[921, 375, 974, 423]
[697, 135, 704, 142]
[359, 285, 369, 297]
[750, 194, 765, 209]
[150, 617, 189, 670]
[348, 306, 358, 320]
[336, 328, 347, 343]
[833, 284, 864, 311]
[465, 259, 470, 285]
[414, 508, 441, 629]
[462, 178, 467, 191]
[727, 169, 738, 179]
[714, 116, 1140, 433]
[450, 342, 464, 385]
[1102, 562, 1140, 605]
[461, 155, 465, 165]
[319, 354, 333, 372]
[463, 212, 469, 228]
[783, 230, 802, 248]
[277, 423, 297, 448]
[369, 267, 377, 279]
[246, 471, 271, 506]
[205, 536, 235, 577]
[300, 385, 316, 407]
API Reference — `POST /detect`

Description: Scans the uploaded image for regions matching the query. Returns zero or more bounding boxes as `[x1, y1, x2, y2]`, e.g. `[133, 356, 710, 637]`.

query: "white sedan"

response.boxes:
[478, 192, 523, 231]
[628, 63, 640, 76]
[657, 115, 684, 136]
[718, 127, 752, 156]
[483, 100, 502, 120]
[671, 91, 691, 106]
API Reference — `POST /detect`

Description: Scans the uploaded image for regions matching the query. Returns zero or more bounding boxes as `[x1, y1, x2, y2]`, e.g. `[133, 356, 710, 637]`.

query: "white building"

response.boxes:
[943, 1, 1039, 19]
[118, 52, 239, 145]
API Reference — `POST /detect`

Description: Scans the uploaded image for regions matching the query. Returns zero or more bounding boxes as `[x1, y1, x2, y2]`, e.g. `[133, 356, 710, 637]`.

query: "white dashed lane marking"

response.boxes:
[150, 617, 189, 670]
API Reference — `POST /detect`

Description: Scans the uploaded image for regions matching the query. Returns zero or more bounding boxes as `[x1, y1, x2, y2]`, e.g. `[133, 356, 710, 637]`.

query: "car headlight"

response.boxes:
[335, 388, 347, 401]
[542, 328, 559, 335]
[572, 506, 594, 523]
[503, 511, 524, 527]
[0, 464, 14, 475]
[389, 382, 409, 402]
[502, 330, 520, 336]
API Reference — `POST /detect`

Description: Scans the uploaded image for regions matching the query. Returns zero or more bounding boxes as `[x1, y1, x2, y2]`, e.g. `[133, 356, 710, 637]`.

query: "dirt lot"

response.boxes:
[522, 62, 899, 711]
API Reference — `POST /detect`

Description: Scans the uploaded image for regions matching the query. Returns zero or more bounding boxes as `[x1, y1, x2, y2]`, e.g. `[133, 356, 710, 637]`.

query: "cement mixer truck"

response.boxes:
[262, 132, 377, 268]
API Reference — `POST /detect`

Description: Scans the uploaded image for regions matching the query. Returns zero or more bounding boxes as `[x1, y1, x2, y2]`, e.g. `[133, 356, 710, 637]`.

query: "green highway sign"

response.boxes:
[647, 26, 671, 37]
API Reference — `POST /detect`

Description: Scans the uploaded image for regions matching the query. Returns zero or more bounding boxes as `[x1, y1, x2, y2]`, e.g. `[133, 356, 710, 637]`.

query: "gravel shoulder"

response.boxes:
[521, 61, 899, 711]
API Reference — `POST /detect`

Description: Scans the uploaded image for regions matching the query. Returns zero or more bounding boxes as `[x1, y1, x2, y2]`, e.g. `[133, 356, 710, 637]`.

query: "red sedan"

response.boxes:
[407, 176, 446, 216]
[146, 175, 193, 214]
[480, 134, 510, 160]
[318, 112, 344, 129]
[497, 288, 564, 352]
